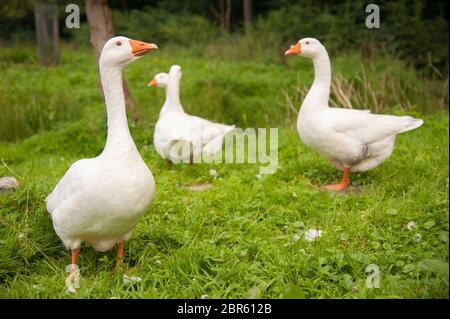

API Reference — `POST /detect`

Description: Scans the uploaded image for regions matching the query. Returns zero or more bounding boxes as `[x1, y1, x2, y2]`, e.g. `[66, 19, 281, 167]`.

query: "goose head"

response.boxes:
[148, 72, 169, 87]
[148, 65, 183, 87]
[99, 36, 158, 69]
[285, 38, 324, 59]
[168, 65, 182, 79]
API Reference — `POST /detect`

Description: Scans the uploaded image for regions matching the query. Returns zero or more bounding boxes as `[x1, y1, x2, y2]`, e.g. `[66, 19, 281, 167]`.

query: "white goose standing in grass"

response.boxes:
[149, 65, 235, 163]
[285, 38, 423, 191]
[46, 36, 157, 283]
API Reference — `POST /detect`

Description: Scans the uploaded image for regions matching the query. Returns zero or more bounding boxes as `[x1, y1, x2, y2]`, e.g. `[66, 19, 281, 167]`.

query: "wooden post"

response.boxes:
[34, 2, 60, 66]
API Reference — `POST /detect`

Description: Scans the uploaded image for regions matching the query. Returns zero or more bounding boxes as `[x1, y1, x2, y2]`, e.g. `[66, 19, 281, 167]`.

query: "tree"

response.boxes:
[34, 2, 60, 66]
[84, 0, 140, 122]
[209, 0, 232, 33]
[243, 0, 252, 33]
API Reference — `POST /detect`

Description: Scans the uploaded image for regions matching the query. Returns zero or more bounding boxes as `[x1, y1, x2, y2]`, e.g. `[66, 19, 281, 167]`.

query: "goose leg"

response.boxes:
[66, 247, 80, 292]
[324, 167, 350, 191]
[70, 247, 80, 273]
[113, 240, 124, 272]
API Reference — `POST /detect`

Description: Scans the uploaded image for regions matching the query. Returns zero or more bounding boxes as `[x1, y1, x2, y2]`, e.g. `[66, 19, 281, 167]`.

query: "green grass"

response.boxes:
[0, 44, 448, 298]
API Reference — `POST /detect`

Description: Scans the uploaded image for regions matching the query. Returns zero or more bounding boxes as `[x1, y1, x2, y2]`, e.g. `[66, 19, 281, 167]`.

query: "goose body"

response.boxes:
[46, 36, 158, 276]
[286, 38, 423, 190]
[150, 65, 235, 163]
[46, 147, 154, 252]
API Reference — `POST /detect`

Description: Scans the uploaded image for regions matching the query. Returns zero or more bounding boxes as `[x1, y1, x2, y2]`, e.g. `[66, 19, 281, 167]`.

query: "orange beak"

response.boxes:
[148, 79, 158, 87]
[285, 43, 301, 56]
[129, 39, 158, 57]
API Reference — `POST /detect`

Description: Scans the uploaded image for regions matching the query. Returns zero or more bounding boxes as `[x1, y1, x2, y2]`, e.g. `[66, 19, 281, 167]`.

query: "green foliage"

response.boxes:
[112, 7, 219, 46]
[2, 1, 447, 75]
[0, 46, 100, 142]
[0, 0, 448, 298]
[0, 113, 448, 298]
[254, 0, 449, 73]
[1, 43, 447, 143]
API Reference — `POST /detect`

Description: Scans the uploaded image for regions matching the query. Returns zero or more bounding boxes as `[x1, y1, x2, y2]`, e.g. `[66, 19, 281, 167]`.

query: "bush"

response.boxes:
[253, 0, 449, 75]
[112, 6, 219, 46]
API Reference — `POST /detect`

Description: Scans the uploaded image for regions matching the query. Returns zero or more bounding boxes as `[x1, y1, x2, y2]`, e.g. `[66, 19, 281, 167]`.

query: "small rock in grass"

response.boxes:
[0, 176, 19, 193]
[304, 229, 323, 242]
[406, 221, 417, 231]
[201, 294, 209, 299]
[18, 232, 25, 240]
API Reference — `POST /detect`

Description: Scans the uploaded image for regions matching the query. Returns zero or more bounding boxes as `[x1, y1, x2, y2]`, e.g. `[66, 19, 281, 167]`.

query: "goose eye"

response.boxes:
[116, 41, 122, 46]
[306, 41, 310, 45]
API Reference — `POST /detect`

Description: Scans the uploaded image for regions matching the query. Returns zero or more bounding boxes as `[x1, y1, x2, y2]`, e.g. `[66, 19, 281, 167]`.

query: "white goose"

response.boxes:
[149, 65, 235, 163]
[46, 36, 157, 280]
[285, 38, 423, 191]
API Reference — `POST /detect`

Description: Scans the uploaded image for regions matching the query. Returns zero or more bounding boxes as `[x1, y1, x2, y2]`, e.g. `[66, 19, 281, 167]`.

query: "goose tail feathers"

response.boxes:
[397, 116, 424, 134]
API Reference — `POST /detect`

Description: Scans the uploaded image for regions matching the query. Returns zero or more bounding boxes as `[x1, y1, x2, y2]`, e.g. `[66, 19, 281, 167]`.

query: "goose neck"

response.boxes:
[302, 50, 331, 110]
[100, 66, 137, 156]
[164, 77, 184, 113]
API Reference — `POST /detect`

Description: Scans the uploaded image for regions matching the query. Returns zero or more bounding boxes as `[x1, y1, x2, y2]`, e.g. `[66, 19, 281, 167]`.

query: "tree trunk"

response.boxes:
[243, 0, 252, 33]
[34, 2, 60, 66]
[210, 0, 231, 33]
[84, 0, 140, 122]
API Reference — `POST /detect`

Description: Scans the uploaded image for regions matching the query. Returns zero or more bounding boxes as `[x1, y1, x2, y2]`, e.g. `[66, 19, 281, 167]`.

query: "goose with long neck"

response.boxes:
[46, 36, 158, 287]
[149, 65, 235, 163]
[152, 65, 184, 117]
[285, 37, 423, 191]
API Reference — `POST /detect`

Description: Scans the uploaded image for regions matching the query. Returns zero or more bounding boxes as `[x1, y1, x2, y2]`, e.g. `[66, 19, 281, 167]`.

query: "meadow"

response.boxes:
[0, 42, 448, 298]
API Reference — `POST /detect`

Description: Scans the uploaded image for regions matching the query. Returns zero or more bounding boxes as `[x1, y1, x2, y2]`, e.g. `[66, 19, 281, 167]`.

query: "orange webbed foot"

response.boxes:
[324, 167, 351, 192]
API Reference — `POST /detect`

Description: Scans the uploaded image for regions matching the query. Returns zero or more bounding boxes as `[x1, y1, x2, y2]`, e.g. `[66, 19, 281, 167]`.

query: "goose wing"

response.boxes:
[326, 107, 423, 144]
[45, 158, 94, 214]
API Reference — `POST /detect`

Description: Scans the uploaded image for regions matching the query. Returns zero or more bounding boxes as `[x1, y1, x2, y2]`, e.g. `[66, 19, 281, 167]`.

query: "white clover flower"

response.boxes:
[407, 221, 417, 231]
[304, 229, 323, 242]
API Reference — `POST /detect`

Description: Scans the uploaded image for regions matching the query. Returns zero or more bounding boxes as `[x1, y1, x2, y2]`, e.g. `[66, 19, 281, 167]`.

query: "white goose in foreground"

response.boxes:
[46, 36, 157, 281]
[285, 38, 423, 191]
[148, 65, 235, 163]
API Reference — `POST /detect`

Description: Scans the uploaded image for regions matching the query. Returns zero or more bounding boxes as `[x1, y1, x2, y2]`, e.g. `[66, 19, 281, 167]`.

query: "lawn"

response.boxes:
[0, 44, 448, 298]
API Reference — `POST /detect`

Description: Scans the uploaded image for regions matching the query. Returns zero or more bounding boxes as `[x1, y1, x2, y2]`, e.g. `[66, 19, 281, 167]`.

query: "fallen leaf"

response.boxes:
[123, 274, 142, 284]
[186, 183, 213, 191]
